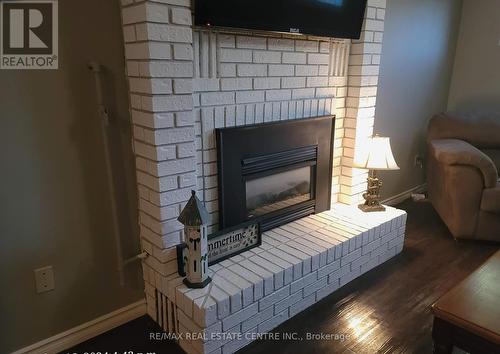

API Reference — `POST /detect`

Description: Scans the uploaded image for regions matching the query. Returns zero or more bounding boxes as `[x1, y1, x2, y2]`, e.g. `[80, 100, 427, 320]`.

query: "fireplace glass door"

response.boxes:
[245, 165, 314, 218]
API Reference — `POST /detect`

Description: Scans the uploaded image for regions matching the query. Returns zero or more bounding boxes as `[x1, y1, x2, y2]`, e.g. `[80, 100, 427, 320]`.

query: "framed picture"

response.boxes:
[207, 220, 261, 265]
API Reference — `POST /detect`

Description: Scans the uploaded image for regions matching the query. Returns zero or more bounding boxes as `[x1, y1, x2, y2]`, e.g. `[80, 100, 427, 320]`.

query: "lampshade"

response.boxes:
[353, 136, 400, 170]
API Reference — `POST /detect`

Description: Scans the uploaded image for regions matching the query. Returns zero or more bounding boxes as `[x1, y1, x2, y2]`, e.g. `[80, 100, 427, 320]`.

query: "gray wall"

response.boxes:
[448, 0, 500, 112]
[374, 0, 462, 199]
[0, 0, 143, 352]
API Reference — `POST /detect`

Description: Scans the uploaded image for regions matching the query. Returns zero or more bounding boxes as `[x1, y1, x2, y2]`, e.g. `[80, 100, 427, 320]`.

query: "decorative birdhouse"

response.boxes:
[176, 190, 212, 288]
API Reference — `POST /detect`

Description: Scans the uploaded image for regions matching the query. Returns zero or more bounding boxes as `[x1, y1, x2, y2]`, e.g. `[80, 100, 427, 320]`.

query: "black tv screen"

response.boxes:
[194, 0, 368, 39]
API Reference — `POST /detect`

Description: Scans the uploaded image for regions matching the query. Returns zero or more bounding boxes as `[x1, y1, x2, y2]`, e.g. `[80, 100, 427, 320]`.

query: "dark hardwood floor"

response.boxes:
[65, 200, 498, 354]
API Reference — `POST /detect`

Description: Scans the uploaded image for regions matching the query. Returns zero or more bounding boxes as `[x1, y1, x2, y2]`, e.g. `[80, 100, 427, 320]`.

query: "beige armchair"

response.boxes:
[427, 112, 500, 241]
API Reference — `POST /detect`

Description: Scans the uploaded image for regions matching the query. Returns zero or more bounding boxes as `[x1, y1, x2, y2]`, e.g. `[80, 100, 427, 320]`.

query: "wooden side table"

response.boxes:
[432, 251, 500, 353]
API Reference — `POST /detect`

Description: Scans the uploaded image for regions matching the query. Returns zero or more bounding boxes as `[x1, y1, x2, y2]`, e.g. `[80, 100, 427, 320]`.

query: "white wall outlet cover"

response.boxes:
[34, 266, 55, 293]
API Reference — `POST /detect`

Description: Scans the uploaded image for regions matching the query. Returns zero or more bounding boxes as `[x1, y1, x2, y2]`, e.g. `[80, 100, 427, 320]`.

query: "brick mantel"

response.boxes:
[119, 0, 387, 338]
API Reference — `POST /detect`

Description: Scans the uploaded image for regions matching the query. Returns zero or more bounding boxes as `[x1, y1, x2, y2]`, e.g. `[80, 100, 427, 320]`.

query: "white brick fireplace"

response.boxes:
[119, 1, 401, 353]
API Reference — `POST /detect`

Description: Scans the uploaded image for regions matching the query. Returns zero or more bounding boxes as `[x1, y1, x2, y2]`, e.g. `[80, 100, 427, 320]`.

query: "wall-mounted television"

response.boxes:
[194, 0, 368, 39]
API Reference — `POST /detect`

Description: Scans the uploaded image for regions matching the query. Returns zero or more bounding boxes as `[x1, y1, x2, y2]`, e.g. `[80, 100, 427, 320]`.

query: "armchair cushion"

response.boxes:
[429, 139, 499, 188]
[482, 184, 500, 214]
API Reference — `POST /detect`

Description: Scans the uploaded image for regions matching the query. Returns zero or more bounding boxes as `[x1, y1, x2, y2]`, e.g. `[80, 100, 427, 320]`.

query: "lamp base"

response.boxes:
[359, 170, 385, 213]
[358, 203, 386, 212]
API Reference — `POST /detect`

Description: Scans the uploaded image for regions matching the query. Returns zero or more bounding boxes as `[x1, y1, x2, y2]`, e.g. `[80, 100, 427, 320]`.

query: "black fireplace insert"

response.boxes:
[216, 115, 335, 231]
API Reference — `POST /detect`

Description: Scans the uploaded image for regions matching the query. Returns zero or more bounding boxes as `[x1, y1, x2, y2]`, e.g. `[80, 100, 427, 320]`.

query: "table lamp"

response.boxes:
[353, 135, 400, 212]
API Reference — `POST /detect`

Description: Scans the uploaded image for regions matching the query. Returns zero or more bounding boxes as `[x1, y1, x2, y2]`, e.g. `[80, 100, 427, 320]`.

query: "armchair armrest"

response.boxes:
[430, 139, 499, 188]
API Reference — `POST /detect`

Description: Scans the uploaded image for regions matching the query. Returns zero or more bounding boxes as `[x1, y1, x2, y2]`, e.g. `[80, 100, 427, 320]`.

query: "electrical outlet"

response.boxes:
[414, 155, 424, 168]
[34, 266, 55, 293]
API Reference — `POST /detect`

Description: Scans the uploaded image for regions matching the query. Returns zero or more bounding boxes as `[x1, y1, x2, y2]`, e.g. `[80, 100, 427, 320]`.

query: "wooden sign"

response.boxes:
[208, 221, 261, 265]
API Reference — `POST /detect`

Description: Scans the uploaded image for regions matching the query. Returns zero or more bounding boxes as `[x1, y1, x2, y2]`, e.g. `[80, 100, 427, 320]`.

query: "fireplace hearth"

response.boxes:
[216, 116, 335, 231]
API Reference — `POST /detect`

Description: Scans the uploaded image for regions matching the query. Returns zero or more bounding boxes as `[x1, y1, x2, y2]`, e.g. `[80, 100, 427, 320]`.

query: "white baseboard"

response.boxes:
[12, 299, 146, 354]
[382, 183, 427, 206]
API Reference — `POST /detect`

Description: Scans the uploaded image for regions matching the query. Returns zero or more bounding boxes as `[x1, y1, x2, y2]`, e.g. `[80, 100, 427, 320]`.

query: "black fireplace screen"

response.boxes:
[216, 116, 335, 231]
